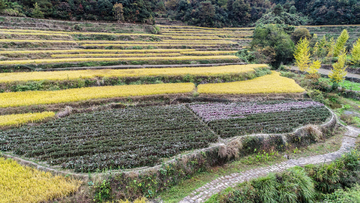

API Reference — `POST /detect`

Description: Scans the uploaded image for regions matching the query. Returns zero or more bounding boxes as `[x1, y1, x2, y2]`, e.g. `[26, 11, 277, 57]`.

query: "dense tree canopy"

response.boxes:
[0, 0, 159, 23]
[0, 0, 359, 26]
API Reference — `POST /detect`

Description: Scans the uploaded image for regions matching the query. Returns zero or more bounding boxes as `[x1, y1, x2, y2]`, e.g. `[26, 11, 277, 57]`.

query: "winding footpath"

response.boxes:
[179, 126, 360, 203]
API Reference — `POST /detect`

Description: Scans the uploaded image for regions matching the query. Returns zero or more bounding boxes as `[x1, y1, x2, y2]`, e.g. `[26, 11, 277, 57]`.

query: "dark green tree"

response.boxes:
[31, 2, 44, 18]
[251, 24, 295, 67]
[272, 4, 283, 16]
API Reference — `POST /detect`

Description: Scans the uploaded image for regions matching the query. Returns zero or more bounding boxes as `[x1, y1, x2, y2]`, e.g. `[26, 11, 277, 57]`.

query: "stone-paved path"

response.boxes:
[289, 66, 360, 80]
[179, 126, 360, 203]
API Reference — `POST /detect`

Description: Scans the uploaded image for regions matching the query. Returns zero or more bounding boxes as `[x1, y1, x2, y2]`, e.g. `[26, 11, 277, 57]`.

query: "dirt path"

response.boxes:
[289, 66, 360, 80]
[179, 126, 360, 203]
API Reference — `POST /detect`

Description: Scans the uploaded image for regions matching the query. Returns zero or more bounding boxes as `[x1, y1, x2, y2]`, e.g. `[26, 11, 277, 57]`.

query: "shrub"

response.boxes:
[251, 24, 295, 68]
[31, 3, 44, 19]
[291, 28, 311, 44]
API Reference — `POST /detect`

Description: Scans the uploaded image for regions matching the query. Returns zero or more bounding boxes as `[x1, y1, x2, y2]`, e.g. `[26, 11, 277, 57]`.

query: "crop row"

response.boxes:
[0, 49, 196, 55]
[0, 31, 70, 37]
[180, 51, 238, 55]
[187, 100, 331, 138]
[0, 64, 266, 83]
[0, 39, 235, 45]
[210, 107, 331, 138]
[80, 43, 232, 47]
[0, 105, 217, 172]
[161, 32, 252, 36]
[50, 53, 182, 58]
[188, 101, 325, 122]
[0, 29, 159, 36]
[0, 112, 55, 127]
[158, 25, 254, 30]
[198, 71, 305, 94]
[0, 83, 195, 107]
[0, 157, 81, 202]
[0, 55, 240, 65]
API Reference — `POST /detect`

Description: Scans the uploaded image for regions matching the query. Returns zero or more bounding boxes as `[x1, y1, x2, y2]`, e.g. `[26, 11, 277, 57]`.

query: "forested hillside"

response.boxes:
[1, 0, 360, 27]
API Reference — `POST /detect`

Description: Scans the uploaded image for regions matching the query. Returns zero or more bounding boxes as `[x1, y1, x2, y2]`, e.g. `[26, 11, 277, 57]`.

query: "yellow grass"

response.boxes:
[0, 64, 267, 83]
[51, 53, 182, 58]
[180, 51, 238, 55]
[0, 157, 81, 203]
[0, 83, 195, 107]
[0, 49, 195, 55]
[0, 112, 55, 127]
[0, 55, 239, 65]
[197, 71, 305, 94]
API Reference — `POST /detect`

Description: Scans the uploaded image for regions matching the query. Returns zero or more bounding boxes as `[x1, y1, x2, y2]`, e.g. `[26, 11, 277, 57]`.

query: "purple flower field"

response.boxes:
[189, 101, 324, 122]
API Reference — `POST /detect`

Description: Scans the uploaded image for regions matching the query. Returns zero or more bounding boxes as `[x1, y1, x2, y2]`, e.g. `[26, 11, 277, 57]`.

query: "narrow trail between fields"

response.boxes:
[179, 126, 360, 203]
[289, 66, 360, 80]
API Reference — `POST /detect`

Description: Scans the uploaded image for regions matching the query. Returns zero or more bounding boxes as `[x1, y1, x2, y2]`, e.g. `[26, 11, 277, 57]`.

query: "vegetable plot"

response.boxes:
[188, 100, 331, 138]
[0, 106, 216, 172]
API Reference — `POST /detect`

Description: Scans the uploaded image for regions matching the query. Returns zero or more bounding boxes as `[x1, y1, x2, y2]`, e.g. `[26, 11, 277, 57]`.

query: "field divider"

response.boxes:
[184, 104, 222, 143]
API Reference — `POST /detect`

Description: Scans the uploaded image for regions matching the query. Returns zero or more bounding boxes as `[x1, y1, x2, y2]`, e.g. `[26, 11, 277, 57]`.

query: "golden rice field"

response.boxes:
[0, 112, 55, 127]
[0, 29, 158, 36]
[0, 39, 234, 45]
[0, 64, 266, 83]
[0, 31, 70, 37]
[51, 53, 182, 58]
[197, 72, 305, 94]
[0, 158, 81, 203]
[0, 49, 195, 55]
[0, 26, 248, 67]
[0, 83, 195, 107]
[180, 51, 238, 55]
[0, 55, 239, 65]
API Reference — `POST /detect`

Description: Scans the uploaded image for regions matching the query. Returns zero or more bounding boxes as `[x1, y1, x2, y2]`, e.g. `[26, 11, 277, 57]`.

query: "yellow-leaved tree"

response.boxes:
[351, 37, 360, 65]
[294, 37, 310, 71]
[329, 50, 348, 84]
[308, 60, 321, 74]
[327, 37, 335, 57]
[313, 42, 319, 59]
[334, 29, 349, 57]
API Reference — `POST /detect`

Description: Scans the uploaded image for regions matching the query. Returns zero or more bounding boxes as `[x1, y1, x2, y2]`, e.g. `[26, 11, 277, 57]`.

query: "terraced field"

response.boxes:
[0, 25, 253, 71]
[0, 20, 338, 202]
[0, 100, 331, 173]
[298, 24, 360, 43]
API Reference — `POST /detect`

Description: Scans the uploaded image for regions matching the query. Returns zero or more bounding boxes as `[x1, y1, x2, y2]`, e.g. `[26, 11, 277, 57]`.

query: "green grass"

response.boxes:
[320, 78, 360, 91]
[333, 97, 360, 128]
